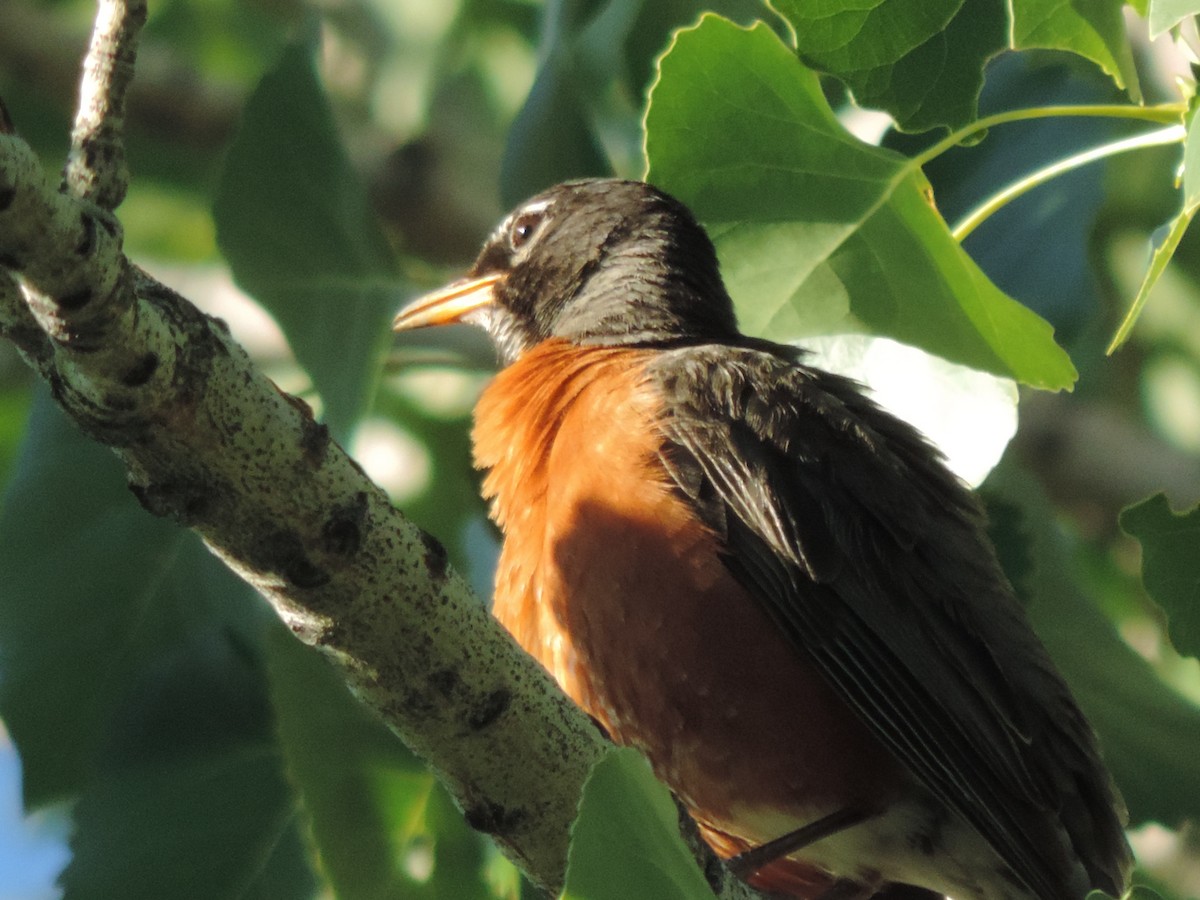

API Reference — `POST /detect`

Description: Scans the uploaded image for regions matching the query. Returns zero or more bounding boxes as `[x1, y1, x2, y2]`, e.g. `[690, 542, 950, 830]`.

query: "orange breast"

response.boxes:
[472, 340, 902, 880]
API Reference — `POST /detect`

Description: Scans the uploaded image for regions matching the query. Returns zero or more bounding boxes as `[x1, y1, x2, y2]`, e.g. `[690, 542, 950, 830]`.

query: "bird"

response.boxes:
[391, 179, 1132, 900]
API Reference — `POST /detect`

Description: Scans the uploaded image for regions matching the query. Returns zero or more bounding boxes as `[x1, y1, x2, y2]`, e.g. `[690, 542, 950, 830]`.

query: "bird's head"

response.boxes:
[392, 179, 738, 364]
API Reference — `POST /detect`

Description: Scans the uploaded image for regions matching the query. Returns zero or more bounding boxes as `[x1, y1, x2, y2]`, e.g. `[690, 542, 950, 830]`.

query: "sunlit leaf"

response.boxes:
[1148, 0, 1200, 38]
[1011, 0, 1141, 101]
[645, 15, 1077, 389]
[772, 0, 1139, 130]
[501, 0, 765, 204]
[1107, 208, 1195, 352]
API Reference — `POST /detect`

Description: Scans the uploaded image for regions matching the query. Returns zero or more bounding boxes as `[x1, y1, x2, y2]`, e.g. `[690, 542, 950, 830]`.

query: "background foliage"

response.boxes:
[2, 1, 1200, 898]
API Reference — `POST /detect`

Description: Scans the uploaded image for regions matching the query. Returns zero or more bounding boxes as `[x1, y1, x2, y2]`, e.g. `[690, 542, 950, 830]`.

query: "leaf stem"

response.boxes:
[909, 103, 1187, 171]
[951, 124, 1188, 242]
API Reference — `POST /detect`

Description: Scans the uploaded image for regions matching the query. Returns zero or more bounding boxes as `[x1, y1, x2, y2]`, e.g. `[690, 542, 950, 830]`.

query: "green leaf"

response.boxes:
[1107, 206, 1195, 352]
[266, 628, 510, 900]
[772, 1, 1140, 130]
[266, 631, 426, 900]
[772, 0, 1007, 132]
[645, 15, 1077, 390]
[1108, 104, 1198, 352]
[561, 747, 714, 900]
[214, 27, 404, 440]
[59, 631, 318, 900]
[1149, 0, 1200, 37]
[0, 392, 320, 894]
[0, 392, 265, 804]
[1121, 887, 1167, 900]
[986, 462, 1200, 828]
[1011, 0, 1141, 102]
[1120, 493, 1200, 660]
[501, 0, 768, 204]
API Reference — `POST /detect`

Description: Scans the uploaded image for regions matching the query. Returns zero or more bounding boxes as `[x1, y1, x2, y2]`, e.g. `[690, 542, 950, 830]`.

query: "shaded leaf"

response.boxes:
[501, 0, 767, 205]
[1011, 0, 1141, 101]
[0, 394, 320, 894]
[986, 462, 1200, 828]
[267, 628, 509, 900]
[1120, 493, 1200, 660]
[214, 28, 404, 440]
[645, 15, 1077, 389]
[773, 0, 1007, 132]
[0, 393, 264, 805]
[561, 748, 714, 900]
[59, 630, 318, 900]
[266, 631, 426, 899]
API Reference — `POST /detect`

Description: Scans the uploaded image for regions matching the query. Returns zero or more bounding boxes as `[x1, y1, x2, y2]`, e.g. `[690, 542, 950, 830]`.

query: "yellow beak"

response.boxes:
[392, 273, 504, 332]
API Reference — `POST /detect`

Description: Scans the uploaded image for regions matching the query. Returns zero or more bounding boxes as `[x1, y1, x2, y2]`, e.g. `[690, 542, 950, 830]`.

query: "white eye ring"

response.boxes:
[509, 212, 542, 249]
[506, 198, 553, 252]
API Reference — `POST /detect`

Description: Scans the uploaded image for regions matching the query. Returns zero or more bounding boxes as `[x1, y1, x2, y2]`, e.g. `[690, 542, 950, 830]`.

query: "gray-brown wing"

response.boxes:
[647, 344, 1130, 900]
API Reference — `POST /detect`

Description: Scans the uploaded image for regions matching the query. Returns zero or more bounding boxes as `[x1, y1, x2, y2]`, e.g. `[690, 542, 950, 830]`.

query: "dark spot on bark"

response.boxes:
[121, 352, 159, 387]
[77, 212, 96, 255]
[321, 492, 368, 556]
[463, 800, 526, 837]
[0, 252, 21, 271]
[429, 668, 460, 696]
[128, 478, 210, 525]
[0, 186, 14, 211]
[703, 855, 725, 894]
[254, 529, 330, 588]
[97, 213, 119, 238]
[914, 829, 936, 857]
[467, 688, 511, 732]
[299, 416, 330, 467]
[420, 530, 448, 580]
[57, 287, 93, 310]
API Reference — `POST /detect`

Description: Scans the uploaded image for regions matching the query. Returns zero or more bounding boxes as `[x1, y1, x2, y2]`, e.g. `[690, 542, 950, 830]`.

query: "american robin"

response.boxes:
[392, 179, 1132, 900]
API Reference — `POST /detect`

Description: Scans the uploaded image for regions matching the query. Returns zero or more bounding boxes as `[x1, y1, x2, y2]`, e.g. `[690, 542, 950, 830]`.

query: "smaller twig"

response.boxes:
[63, 0, 148, 210]
[952, 124, 1187, 241]
[907, 102, 1187, 173]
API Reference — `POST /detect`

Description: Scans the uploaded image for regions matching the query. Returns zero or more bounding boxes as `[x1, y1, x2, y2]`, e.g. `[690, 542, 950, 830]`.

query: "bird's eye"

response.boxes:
[508, 210, 545, 251]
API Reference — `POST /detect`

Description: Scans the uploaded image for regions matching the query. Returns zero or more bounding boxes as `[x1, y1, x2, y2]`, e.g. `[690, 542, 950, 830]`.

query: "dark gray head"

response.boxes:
[393, 179, 739, 364]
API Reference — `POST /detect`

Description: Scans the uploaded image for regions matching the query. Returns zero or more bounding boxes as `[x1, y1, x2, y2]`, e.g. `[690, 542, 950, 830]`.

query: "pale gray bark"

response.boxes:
[0, 3, 769, 898]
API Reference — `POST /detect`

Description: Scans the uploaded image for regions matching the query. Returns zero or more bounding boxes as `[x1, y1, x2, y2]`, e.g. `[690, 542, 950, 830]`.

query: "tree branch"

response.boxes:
[64, 0, 146, 208]
[0, 5, 771, 899]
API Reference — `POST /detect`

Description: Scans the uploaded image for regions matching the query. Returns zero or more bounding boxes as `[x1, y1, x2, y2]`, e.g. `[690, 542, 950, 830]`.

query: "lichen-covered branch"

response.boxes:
[0, 128, 609, 892]
[64, 0, 146, 208]
[0, 3, 785, 897]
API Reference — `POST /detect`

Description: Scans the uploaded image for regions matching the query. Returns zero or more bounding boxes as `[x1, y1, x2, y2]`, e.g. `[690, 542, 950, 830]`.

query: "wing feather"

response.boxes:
[647, 344, 1130, 900]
